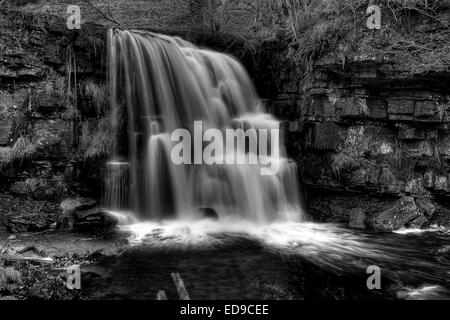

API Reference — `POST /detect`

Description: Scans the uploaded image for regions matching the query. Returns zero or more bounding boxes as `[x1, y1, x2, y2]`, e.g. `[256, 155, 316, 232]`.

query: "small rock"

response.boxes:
[348, 208, 366, 229]
[8, 235, 17, 240]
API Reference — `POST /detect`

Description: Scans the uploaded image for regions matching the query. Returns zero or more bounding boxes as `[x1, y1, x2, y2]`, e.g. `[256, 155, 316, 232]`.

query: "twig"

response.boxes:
[171, 272, 190, 300]
[0, 254, 54, 264]
[82, 0, 121, 27]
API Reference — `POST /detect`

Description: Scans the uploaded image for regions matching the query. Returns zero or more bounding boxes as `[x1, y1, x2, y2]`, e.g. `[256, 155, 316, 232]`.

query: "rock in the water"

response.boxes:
[73, 208, 118, 230]
[196, 207, 219, 220]
[348, 208, 366, 229]
[367, 196, 421, 232]
[415, 197, 437, 218]
[405, 214, 428, 229]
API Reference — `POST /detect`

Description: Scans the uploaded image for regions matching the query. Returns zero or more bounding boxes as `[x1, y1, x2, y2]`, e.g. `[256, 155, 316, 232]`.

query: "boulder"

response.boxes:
[415, 197, 437, 218]
[57, 197, 98, 229]
[73, 208, 119, 230]
[366, 196, 421, 232]
[196, 207, 219, 220]
[348, 207, 366, 229]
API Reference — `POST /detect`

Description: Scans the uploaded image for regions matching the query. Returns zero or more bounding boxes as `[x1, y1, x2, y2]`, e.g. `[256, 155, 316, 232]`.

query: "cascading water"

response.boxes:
[105, 29, 303, 224]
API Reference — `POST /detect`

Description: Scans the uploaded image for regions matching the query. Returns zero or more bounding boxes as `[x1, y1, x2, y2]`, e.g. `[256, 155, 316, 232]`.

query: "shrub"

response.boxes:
[178, 0, 278, 55]
[270, 0, 450, 75]
[11, 175, 68, 199]
[331, 126, 370, 178]
[82, 80, 108, 116]
[44, 76, 66, 97]
[0, 266, 22, 289]
[44, 76, 72, 111]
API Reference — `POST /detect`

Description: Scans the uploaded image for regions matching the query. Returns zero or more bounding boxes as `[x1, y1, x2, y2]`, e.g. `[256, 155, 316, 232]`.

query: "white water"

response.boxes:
[116, 218, 450, 299]
[105, 29, 304, 223]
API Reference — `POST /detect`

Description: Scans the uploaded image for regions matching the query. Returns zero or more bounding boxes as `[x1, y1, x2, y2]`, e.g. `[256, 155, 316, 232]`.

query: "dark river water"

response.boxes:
[81, 221, 450, 300]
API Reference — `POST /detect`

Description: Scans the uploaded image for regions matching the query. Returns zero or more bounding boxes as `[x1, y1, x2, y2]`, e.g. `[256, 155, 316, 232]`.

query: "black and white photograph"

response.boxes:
[1, 0, 450, 308]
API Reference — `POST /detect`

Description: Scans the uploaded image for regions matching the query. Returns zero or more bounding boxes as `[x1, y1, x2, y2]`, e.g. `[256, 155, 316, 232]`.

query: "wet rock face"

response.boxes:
[275, 68, 450, 200]
[260, 12, 450, 228]
[0, 9, 107, 214]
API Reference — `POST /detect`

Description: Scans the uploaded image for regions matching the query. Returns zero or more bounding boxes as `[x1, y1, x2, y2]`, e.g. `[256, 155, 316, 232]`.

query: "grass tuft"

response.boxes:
[0, 266, 22, 289]
[0, 136, 38, 170]
[81, 117, 113, 160]
[83, 80, 108, 116]
[331, 126, 370, 178]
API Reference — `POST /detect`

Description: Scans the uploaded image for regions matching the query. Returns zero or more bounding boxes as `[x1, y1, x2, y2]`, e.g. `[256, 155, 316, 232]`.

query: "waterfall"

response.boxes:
[105, 29, 304, 224]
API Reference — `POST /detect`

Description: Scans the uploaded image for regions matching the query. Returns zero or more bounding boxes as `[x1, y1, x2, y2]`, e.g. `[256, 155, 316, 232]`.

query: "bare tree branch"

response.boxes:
[82, 0, 121, 27]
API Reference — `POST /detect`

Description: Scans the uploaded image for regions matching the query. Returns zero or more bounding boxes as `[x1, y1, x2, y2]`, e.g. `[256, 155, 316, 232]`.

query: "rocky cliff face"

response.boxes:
[0, 8, 107, 232]
[263, 3, 450, 230]
[1, 1, 449, 233]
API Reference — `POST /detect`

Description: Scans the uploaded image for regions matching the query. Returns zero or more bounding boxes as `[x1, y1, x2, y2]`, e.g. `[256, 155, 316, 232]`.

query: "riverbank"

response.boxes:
[0, 228, 129, 300]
